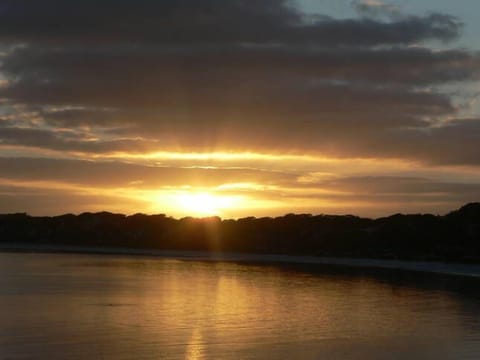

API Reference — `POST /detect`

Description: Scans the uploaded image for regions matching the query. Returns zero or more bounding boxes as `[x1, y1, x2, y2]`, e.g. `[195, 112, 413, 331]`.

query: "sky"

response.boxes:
[0, 0, 480, 218]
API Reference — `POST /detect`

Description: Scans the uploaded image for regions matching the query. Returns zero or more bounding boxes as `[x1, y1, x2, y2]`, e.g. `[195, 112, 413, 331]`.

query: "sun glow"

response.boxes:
[173, 192, 241, 217]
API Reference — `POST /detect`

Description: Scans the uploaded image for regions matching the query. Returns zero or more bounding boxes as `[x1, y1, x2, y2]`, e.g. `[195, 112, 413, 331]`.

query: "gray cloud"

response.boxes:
[318, 175, 480, 196]
[0, 157, 297, 188]
[2, 112, 480, 166]
[352, 0, 401, 19]
[0, 0, 478, 167]
[0, 185, 147, 215]
[3, 46, 477, 107]
[0, 1, 461, 45]
[0, 126, 155, 153]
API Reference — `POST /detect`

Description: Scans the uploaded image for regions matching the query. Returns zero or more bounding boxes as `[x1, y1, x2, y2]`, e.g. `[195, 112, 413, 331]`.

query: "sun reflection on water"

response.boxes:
[185, 328, 205, 360]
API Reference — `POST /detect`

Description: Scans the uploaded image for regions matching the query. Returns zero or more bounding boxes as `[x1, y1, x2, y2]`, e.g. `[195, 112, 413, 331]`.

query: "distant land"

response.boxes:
[1, 203, 479, 263]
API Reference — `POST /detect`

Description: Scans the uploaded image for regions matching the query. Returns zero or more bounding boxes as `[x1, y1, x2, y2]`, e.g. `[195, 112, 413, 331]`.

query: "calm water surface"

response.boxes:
[1, 252, 480, 359]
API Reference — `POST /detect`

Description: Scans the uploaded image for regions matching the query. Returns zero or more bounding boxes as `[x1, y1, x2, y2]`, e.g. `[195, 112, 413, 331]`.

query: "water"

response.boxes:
[1, 253, 479, 359]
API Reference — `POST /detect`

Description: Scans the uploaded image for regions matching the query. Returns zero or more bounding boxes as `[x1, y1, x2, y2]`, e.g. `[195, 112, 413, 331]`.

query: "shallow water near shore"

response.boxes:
[1, 252, 480, 359]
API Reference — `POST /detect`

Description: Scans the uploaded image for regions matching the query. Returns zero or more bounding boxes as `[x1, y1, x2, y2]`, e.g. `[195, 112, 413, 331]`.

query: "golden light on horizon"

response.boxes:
[169, 191, 243, 217]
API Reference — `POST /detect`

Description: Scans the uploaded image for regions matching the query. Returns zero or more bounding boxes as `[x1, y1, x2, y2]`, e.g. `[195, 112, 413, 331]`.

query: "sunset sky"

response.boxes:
[1, 0, 480, 218]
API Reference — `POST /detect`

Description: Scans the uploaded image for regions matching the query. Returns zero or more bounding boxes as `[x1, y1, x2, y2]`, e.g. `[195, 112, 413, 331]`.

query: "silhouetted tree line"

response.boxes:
[1, 203, 479, 262]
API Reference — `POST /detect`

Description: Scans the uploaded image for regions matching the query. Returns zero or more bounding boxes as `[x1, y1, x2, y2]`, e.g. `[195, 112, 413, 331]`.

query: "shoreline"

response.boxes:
[2, 243, 480, 278]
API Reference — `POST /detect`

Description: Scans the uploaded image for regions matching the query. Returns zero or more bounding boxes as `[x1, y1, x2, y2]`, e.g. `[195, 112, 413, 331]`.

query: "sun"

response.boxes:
[174, 192, 238, 217]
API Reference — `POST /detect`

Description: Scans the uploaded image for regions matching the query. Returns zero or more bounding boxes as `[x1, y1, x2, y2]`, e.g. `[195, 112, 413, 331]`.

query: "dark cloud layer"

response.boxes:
[0, 1, 461, 45]
[0, 0, 479, 167]
[0, 184, 146, 215]
[0, 157, 296, 188]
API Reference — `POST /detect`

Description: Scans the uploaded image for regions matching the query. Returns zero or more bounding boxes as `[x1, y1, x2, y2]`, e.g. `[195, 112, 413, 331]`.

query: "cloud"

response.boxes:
[0, 184, 147, 215]
[0, 125, 156, 153]
[0, 0, 479, 216]
[351, 0, 401, 19]
[3, 46, 477, 106]
[0, 157, 297, 188]
[317, 175, 480, 196]
[1, 100, 479, 166]
[0, 157, 478, 216]
[0, 1, 461, 45]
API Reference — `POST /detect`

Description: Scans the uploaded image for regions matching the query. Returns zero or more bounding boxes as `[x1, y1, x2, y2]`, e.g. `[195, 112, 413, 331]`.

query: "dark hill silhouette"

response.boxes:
[1, 203, 479, 263]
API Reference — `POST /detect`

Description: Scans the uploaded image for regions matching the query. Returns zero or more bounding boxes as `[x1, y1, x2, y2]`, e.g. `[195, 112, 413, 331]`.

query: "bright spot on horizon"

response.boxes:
[173, 192, 241, 217]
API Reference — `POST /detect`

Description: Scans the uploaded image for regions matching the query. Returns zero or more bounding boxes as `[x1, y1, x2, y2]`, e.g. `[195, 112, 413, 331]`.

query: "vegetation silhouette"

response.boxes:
[1, 203, 479, 263]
